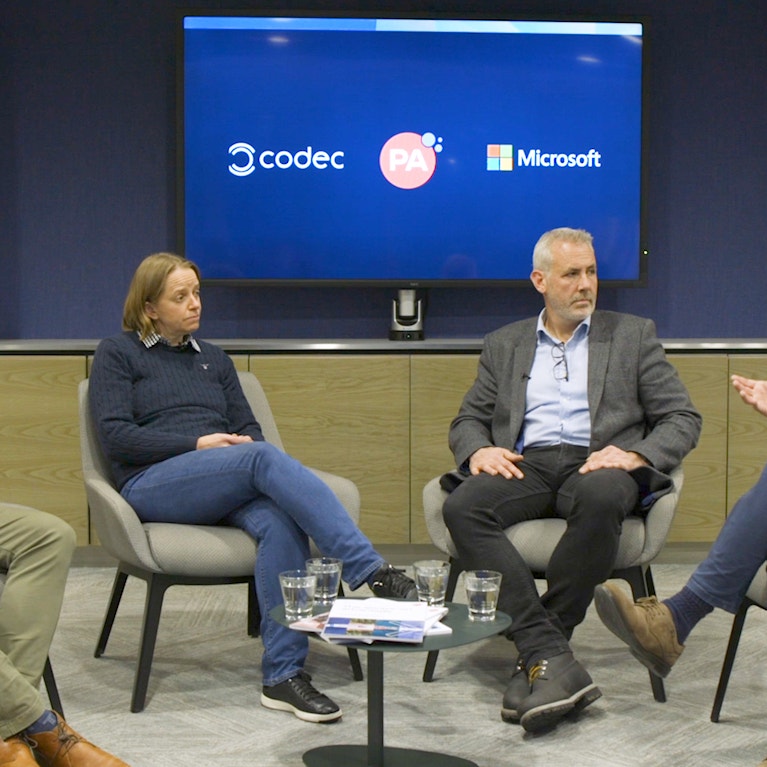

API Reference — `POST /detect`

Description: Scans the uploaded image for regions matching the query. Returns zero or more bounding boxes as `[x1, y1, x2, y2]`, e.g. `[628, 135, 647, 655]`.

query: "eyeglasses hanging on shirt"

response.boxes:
[551, 342, 569, 382]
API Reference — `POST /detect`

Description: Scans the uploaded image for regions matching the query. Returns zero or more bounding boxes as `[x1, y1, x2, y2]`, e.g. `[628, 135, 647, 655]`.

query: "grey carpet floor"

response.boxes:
[48, 564, 767, 767]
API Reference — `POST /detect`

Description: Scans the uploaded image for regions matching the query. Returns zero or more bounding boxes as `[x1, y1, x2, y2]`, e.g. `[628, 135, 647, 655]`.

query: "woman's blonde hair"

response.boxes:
[122, 253, 201, 340]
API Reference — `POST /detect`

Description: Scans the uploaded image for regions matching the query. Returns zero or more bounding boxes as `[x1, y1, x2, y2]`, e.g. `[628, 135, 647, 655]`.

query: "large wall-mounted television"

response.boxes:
[177, 12, 648, 286]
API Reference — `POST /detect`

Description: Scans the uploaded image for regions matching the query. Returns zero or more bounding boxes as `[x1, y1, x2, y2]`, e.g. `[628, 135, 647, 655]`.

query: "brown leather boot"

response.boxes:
[27, 713, 131, 767]
[0, 736, 38, 767]
[594, 582, 684, 677]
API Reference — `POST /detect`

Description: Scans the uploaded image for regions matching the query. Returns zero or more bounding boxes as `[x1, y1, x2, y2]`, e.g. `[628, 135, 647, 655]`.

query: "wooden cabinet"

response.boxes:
[666, 355, 728, 542]
[0, 346, 764, 547]
[0, 356, 87, 542]
[250, 355, 410, 543]
[410, 354, 480, 542]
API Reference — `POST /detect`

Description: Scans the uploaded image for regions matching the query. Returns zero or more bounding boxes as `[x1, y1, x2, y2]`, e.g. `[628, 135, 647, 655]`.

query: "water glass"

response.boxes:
[305, 557, 343, 606]
[279, 569, 316, 621]
[464, 570, 502, 621]
[413, 560, 450, 606]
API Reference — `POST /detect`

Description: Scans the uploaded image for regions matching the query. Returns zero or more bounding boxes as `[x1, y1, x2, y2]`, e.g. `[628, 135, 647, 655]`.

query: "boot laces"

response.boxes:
[527, 659, 550, 683]
[637, 596, 664, 616]
[23, 719, 85, 766]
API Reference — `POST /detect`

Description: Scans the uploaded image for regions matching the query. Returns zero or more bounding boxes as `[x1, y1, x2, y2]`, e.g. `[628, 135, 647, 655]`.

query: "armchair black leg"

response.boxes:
[614, 564, 666, 703]
[95, 565, 262, 712]
[643, 564, 657, 597]
[247, 578, 261, 637]
[95, 568, 129, 657]
[43, 657, 64, 718]
[131, 574, 172, 713]
[618, 565, 650, 601]
[711, 599, 751, 722]
[648, 669, 667, 703]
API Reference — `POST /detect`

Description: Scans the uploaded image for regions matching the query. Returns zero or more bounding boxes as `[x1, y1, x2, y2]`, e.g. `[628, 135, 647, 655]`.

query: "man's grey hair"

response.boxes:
[532, 228, 594, 273]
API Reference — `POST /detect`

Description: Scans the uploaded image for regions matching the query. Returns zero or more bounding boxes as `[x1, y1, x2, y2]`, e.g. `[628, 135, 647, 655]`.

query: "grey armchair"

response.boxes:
[78, 371, 362, 712]
[421, 465, 684, 703]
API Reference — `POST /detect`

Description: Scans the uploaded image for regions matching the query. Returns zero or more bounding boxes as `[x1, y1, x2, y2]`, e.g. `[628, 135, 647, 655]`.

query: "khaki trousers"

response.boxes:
[0, 504, 75, 739]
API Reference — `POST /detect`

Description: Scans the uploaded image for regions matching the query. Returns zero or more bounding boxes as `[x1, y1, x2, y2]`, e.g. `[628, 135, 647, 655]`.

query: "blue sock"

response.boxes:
[24, 709, 59, 735]
[663, 586, 714, 644]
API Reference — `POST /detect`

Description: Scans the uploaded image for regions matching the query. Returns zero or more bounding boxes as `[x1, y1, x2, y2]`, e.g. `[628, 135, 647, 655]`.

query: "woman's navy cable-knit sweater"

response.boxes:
[88, 331, 264, 489]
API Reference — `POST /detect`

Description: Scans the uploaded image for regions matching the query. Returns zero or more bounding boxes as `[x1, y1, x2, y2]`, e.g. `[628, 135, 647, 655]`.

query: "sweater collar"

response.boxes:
[140, 331, 201, 353]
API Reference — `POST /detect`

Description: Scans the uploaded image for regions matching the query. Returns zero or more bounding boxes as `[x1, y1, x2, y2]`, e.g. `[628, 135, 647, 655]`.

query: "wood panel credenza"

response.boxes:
[2, 339, 766, 546]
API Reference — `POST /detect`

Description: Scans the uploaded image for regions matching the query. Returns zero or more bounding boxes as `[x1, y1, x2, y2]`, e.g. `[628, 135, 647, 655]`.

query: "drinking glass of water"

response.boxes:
[279, 569, 316, 621]
[464, 570, 502, 621]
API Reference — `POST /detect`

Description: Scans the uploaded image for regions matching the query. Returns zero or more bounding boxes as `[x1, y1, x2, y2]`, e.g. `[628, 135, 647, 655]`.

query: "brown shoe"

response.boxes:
[594, 582, 684, 677]
[0, 736, 38, 767]
[27, 713, 131, 767]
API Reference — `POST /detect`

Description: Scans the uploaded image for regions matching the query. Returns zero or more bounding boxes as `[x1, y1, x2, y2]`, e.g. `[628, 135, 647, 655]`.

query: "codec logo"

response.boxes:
[379, 131, 443, 190]
[228, 143, 345, 176]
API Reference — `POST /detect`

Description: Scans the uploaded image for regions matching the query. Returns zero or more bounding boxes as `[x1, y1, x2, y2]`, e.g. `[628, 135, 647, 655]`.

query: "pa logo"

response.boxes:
[379, 132, 443, 189]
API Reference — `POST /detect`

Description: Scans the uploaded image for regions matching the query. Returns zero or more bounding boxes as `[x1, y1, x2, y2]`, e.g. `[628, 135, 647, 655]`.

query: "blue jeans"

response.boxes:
[687, 463, 767, 613]
[121, 441, 384, 686]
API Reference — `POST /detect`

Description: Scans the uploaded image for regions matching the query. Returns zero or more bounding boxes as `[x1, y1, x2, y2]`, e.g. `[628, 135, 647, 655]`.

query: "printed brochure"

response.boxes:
[290, 598, 450, 644]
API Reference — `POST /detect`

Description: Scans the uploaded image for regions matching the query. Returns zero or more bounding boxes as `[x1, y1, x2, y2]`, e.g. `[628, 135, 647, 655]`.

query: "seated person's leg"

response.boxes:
[227, 443, 401, 590]
[227, 500, 342, 723]
[687, 462, 767, 613]
[228, 499, 311, 684]
[0, 505, 75, 691]
[0, 648, 47, 752]
[443, 471, 567, 659]
[124, 441, 414, 598]
[0, 506, 130, 765]
[442, 464, 600, 732]
[596, 461, 767, 677]
[544, 468, 637, 636]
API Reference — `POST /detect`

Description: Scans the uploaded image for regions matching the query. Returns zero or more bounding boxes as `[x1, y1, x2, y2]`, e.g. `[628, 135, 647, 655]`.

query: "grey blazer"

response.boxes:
[449, 311, 702, 480]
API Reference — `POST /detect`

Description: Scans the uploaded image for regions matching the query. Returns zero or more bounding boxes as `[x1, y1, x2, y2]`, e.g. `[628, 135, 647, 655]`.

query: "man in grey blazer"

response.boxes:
[442, 227, 701, 733]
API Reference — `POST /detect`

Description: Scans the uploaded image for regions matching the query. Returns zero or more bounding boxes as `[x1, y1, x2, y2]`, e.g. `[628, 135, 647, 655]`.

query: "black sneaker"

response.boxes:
[261, 672, 342, 723]
[369, 564, 418, 600]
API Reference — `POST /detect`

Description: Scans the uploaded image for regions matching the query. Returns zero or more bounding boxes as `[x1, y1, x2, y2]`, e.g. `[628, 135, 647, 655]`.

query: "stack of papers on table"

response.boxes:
[291, 598, 451, 644]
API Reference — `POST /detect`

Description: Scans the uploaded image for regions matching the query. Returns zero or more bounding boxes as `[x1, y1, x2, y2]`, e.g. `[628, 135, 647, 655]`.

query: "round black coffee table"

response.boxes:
[272, 602, 511, 767]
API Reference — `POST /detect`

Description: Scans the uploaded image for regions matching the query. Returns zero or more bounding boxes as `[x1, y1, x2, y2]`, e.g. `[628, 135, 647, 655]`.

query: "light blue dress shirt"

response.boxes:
[516, 311, 591, 453]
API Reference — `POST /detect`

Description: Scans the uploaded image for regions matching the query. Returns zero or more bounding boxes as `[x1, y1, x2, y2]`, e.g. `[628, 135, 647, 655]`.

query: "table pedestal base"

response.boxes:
[269, 603, 510, 767]
[303, 744, 477, 767]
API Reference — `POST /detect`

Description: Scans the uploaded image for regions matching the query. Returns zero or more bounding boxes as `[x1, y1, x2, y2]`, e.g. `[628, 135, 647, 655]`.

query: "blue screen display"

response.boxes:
[180, 17, 645, 283]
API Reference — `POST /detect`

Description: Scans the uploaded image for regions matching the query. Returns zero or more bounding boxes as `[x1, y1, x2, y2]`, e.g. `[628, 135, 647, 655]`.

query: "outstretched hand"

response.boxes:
[731, 375, 767, 418]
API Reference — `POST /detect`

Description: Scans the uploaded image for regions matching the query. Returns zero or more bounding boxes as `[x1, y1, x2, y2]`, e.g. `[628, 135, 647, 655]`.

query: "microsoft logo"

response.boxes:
[487, 144, 514, 171]
[486, 143, 603, 171]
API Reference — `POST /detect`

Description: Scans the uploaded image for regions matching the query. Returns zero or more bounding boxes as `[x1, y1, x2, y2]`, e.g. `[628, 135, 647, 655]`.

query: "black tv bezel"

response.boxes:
[175, 8, 650, 289]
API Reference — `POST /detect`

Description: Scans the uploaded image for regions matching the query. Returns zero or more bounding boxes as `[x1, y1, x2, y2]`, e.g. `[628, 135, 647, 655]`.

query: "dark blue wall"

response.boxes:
[2, 0, 766, 340]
